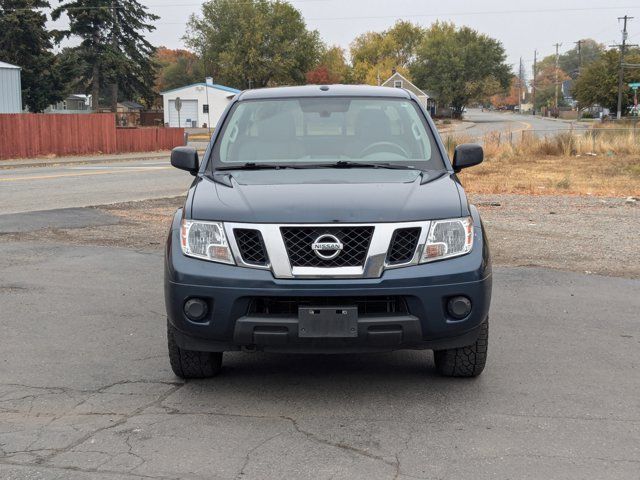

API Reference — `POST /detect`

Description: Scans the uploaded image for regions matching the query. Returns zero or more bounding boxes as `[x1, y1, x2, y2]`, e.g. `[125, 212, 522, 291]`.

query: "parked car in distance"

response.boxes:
[165, 85, 491, 378]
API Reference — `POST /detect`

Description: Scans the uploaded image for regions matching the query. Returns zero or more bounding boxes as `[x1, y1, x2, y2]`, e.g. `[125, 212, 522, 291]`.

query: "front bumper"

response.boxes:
[165, 208, 492, 353]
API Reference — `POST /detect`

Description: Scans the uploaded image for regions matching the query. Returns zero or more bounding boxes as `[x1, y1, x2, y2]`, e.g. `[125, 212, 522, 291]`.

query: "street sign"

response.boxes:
[630, 84, 640, 110]
[175, 97, 182, 127]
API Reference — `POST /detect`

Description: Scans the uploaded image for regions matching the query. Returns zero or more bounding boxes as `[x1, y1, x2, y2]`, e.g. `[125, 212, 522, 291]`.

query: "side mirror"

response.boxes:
[453, 144, 483, 172]
[171, 146, 199, 175]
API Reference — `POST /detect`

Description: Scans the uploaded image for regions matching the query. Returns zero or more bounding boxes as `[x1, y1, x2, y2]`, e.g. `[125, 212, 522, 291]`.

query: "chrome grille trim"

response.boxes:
[224, 221, 430, 279]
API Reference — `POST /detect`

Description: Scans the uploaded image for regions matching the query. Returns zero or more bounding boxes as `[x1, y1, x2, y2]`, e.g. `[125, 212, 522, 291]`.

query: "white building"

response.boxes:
[381, 71, 436, 115]
[161, 79, 240, 128]
[0, 61, 22, 113]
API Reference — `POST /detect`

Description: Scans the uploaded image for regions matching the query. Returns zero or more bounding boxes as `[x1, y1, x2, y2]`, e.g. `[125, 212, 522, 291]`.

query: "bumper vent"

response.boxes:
[387, 227, 421, 264]
[281, 226, 374, 267]
[249, 296, 409, 316]
[234, 229, 269, 266]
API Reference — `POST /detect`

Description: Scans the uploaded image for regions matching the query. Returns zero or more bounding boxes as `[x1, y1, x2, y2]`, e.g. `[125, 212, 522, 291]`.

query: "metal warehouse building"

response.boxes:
[0, 61, 22, 113]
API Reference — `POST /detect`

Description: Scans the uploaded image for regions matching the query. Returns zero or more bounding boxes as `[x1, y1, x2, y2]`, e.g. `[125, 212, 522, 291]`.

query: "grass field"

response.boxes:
[450, 128, 640, 197]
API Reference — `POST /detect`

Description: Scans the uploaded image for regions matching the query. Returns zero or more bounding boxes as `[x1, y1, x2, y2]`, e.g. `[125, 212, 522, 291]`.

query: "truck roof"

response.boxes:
[237, 84, 413, 101]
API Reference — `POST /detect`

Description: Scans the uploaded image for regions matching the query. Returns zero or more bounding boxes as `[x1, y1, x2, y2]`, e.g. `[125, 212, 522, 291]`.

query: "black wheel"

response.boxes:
[167, 322, 223, 379]
[433, 319, 488, 377]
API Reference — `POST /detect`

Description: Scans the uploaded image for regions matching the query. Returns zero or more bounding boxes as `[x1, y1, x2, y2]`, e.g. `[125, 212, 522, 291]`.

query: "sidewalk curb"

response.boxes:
[438, 121, 477, 134]
[0, 152, 173, 170]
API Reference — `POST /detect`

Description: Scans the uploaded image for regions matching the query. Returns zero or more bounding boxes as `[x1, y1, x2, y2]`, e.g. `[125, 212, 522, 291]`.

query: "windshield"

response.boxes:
[212, 97, 445, 169]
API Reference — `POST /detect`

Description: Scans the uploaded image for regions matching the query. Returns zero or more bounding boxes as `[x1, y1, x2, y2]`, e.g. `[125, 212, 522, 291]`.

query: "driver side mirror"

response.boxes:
[171, 146, 199, 175]
[453, 144, 483, 172]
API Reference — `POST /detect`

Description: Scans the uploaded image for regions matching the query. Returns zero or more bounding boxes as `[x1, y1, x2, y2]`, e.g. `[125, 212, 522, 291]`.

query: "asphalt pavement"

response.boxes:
[461, 109, 589, 142]
[0, 159, 191, 215]
[1, 111, 638, 479]
[0, 241, 638, 479]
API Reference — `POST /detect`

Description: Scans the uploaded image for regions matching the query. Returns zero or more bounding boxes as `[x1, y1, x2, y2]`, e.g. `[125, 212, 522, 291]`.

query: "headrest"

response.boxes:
[354, 109, 392, 138]
[256, 112, 297, 140]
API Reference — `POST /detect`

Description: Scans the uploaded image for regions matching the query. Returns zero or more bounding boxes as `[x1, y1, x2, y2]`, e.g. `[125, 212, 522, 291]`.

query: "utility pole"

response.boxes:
[518, 57, 523, 113]
[610, 15, 637, 119]
[110, 0, 119, 114]
[574, 39, 583, 76]
[553, 43, 562, 110]
[532, 50, 537, 115]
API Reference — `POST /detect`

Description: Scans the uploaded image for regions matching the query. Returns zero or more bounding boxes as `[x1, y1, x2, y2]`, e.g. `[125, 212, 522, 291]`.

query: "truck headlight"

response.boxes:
[421, 216, 473, 262]
[180, 219, 234, 264]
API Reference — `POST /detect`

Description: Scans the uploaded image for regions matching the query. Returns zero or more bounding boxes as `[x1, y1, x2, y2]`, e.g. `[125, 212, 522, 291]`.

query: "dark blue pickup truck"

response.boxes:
[165, 85, 491, 378]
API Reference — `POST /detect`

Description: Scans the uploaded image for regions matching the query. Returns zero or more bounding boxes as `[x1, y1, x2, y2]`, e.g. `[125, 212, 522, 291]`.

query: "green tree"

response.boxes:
[559, 39, 604, 78]
[530, 59, 571, 110]
[52, 0, 159, 111]
[185, 0, 322, 89]
[305, 46, 350, 84]
[536, 39, 604, 81]
[350, 20, 424, 84]
[411, 22, 511, 118]
[0, 0, 64, 112]
[572, 48, 640, 114]
[154, 47, 204, 92]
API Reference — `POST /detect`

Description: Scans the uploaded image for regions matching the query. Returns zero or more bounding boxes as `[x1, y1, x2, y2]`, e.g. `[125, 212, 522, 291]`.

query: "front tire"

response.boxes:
[433, 319, 488, 377]
[167, 323, 223, 379]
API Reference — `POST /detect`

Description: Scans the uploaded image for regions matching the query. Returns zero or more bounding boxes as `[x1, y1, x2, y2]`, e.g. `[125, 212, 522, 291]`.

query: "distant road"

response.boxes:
[460, 108, 589, 141]
[0, 159, 191, 215]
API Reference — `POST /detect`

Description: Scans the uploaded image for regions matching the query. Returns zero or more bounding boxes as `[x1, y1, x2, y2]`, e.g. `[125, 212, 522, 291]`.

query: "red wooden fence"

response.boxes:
[0, 113, 184, 160]
[115, 127, 185, 153]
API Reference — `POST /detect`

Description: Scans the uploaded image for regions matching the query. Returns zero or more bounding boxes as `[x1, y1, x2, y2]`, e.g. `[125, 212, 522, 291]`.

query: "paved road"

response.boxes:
[459, 109, 589, 142]
[0, 240, 638, 479]
[0, 159, 191, 215]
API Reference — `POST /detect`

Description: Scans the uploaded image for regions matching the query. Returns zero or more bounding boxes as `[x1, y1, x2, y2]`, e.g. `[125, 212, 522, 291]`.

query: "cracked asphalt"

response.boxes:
[1, 239, 639, 479]
[1, 156, 639, 479]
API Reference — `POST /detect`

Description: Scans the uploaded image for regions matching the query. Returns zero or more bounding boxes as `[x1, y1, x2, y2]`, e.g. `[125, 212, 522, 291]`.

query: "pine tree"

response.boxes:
[0, 0, 64, 112]
[52, 0, 159, 111]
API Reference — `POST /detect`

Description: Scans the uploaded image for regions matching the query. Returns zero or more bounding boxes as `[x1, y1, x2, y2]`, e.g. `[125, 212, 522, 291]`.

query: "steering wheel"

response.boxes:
[358, 141, 410, 159]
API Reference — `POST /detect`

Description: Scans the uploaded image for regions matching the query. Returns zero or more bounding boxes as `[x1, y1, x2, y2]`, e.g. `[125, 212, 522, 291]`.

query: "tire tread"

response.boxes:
[434, 319, 488, 377]
[167, 323, 222, 379]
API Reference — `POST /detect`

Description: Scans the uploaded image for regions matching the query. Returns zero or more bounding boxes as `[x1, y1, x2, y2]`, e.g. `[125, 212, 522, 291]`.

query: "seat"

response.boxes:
[349, 109, 394, 157]
[236, 112, 305, 162]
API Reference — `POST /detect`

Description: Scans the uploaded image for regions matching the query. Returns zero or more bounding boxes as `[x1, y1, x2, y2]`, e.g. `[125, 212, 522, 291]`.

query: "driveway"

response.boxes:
[0, 241, 638, 479]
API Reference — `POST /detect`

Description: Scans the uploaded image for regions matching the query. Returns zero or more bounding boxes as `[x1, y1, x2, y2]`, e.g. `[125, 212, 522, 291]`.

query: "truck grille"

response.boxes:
[281, 226, 374, 267]
[234, 229, 268, 266]
[387, 227, 421, 264]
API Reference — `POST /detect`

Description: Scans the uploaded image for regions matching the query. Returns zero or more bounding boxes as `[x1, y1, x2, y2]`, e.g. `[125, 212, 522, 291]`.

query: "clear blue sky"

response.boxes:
[50, 0, 640, 75]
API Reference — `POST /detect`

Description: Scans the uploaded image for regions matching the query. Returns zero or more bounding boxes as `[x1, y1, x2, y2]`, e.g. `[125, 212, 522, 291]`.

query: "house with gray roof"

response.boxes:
[381, 70, 437, 115]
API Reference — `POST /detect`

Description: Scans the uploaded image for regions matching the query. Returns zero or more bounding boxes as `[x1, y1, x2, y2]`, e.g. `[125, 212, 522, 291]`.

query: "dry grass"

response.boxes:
[444, 130, 640, 197]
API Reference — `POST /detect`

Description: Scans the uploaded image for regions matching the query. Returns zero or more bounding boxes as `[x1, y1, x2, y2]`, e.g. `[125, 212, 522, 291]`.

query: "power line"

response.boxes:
[2, 0, 330, 12]
[13, 3, 640, 16]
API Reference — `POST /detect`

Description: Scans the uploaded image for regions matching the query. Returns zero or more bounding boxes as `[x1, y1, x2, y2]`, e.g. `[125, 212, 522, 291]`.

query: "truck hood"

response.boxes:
[190, 168, 463, 223]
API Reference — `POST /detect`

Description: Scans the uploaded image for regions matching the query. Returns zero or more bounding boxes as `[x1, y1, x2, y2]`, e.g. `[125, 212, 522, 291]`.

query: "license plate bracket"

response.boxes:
[298, 306, 358, 338]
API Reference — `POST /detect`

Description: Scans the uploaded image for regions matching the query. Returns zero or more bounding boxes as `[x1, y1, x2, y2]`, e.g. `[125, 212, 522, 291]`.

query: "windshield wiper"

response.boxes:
[215, 161, 421, 172]
[303, 161, 419, 170]
[215, 163, 296, 171]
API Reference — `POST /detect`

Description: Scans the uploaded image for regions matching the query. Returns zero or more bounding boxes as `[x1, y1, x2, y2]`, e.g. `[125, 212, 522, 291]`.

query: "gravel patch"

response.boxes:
[471, 194, 639, 278]
[1, 195, 637, 278]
